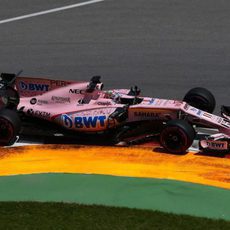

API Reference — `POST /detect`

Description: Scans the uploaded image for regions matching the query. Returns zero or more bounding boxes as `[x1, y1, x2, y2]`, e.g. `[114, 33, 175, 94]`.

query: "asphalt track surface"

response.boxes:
[0, 0, 229, 112]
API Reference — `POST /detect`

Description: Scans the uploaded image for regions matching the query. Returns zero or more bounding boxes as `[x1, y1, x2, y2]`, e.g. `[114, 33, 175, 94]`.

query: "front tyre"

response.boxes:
[0, 109, 21, 146]
[160, 120, 195, 154]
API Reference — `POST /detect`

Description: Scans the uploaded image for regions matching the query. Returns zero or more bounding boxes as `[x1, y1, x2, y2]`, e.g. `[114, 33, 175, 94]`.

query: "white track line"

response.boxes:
[0, 0, 105, 25]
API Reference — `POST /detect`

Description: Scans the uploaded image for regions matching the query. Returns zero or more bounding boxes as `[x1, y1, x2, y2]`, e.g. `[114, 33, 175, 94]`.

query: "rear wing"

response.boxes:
[15, 76, 75, 97]
[15, 76, 103, 97]
[1, 72, 104, 97]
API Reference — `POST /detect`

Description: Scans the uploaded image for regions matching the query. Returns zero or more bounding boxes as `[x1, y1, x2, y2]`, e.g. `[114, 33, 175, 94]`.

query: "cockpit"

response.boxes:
[115, 95, 143, 105]
[111, 85, 143, 105]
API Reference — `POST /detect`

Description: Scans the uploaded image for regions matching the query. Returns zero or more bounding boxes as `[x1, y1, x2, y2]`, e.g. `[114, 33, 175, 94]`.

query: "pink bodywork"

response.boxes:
[15, 76, 230, 136]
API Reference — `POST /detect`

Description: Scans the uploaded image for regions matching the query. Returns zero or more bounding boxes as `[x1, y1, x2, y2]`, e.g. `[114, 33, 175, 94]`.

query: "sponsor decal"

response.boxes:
[184, 104, 189, 110]
[51, 96, 70, 103]
[61, 114, 106, 129]
[148, 98, 155, 105]
[93, 109, 113, 116]
[206, 140, 228, 150]
[19, 81, 49, 92]
[27, 109, 50, 118]
[74, 109, 113, 116]
[30, 98, 37, 105]
[97, 101, 112, 106]
[30, 98, 48, 105]
[188, 107, 202, 116]
[134, 111, 159, 118]
[173, 100, 183, 106]
[50, 80, 70, 87]
[197, 110, 202, 116]
[37, 99, 48, 105]
[155, 99, 163, 106]
[216, 117, 223, 123]
[190, 107, 198, 112]
[203, 112, 213, 119]
[69, 89, 85, 94]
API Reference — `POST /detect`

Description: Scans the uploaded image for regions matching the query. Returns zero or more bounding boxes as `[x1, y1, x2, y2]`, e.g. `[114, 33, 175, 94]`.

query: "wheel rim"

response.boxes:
[161, 127, 189, 153]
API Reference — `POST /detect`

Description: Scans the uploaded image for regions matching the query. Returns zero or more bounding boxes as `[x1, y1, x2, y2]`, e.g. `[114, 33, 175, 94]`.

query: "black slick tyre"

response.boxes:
[0, 109, 21, 146]
[183, 87, 216, 113]
[160, 120, 195, 154]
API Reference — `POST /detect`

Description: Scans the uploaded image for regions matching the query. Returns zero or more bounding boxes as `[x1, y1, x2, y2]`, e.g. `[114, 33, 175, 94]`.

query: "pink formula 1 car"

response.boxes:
[0, 72, 229, 154]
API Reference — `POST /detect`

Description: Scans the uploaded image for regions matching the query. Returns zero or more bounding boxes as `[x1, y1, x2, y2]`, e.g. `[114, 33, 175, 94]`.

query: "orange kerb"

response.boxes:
[0, 144, 230, 189]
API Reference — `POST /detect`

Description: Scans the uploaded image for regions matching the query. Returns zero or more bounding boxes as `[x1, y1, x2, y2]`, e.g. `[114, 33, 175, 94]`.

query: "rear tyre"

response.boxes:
[160, 120, 195, 154]
[0, 109, 21, 146]
[183, 87, 216, 113]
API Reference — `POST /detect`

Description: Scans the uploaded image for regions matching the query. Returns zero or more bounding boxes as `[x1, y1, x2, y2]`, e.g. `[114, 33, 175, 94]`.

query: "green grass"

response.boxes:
[0, 202, 229, 230]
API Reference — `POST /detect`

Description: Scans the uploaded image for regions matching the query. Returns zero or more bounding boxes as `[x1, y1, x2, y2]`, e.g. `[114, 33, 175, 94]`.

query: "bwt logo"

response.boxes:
[207, 141, 226, 149]
[61, 114, 106, 129]
[19, 82, 49, 92]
